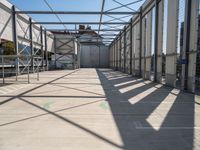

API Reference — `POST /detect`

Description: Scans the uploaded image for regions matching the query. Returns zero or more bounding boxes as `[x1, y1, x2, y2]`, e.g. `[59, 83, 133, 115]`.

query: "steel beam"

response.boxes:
[47, 29, 123, 32]
[29, 18, 34, 72]
[32, 22, 130, 25]
[12, 6, 19, 80]
[130, 18, 133, 75]
[98, 0, 106, 34]
[44, 30, 48, 70]
[114, 39, 116, 69]
[15, 11, 140, 15]
[182, 0, 192, 90]
[40, 26, 44, 70]
[139, 7, 143, 77]
[154, 0, 159, 82]
[123, 27, 126, 73]
[119, 31, 122, 71]
[106, 0, 143, 12]
[54, 36, 57, 69]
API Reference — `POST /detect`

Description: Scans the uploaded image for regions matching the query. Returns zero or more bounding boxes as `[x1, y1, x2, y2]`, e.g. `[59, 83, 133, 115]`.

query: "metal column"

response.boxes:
[130, 18, 133, 75]
[12, 6, 19, 80]
[119, 31, 122, 71]
[54, 36, 57, 69]
[113, 39, 116, 69]
[44, 30, 48, 70]
[124, 27, 126, 73]
[116, 37, 119, 70]
[181, 0, 192, 90]
[154, 0, 159, 82]
[139, 7, 143, 77]
[29, 18, 34, 73]
[40, 26, 44, 70]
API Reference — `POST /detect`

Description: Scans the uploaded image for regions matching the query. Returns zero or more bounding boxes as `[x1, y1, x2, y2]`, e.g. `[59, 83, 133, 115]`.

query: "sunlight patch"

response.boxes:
[114, 79, 142, 87]
[128, 84, 163, 105]
[146, 89, 180, 131]
[119, 81, 151, 94]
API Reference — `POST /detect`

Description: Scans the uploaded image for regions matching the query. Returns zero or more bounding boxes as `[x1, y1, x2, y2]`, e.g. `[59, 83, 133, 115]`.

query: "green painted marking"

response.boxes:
[43, 101, 54, 109]
[99, 101, 109, 110]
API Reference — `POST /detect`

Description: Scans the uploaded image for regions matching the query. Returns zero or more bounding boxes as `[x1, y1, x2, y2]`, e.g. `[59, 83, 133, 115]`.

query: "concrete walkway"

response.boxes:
[0, 68, 199, 150]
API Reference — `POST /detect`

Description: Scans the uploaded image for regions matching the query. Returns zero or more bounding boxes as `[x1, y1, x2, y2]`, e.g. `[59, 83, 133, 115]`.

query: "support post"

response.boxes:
[29, 18, 34, 73]
[181, 0, 192, 90]
[27, 58, 30, 83]
[2, 57, 5, 84]
[54, 36, 57, 69]
[154, 0, 159, 82]
[130, 18, 133, 75]
[113, 39, 116, 70]
[12, 6, 19, 81]
[119, 31, 122, 71]
[44, 30, 48, 70]
[116, 37, 119, 70]
[37, 58, 39, 81]
[40, 26, 44, 71]
[124, 27, 126, 73]
[139, 7, 143, 77]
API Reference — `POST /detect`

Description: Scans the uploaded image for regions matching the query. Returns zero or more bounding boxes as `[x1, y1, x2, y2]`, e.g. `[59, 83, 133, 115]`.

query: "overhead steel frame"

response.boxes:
[16, 11, 139, 15]
[15, 0, 142, 45]
[1, 0, 144, 84]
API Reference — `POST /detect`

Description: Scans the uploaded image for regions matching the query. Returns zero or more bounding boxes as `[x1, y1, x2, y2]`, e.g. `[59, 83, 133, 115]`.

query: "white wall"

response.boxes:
[0, 0, 54, 52]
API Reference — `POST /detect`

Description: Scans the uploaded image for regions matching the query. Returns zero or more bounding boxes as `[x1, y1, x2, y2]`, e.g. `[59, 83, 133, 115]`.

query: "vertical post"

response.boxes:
[139, 7, 143, 77]
[113, 39, 115, 70]
[27, 57, 30, 83]
[44, 30, 48, 70]
[29, 18, 34, 73]
[37, 58, 39, 81]
[124, 27, 126, 73]
[12, 6, 19, 81]
[99, 46, 100, 68]
[119, 31, 122, 71]
[130, 18, 133, 75]
[54, 36, 57, 69]
[116, 37, 118, 70]
[154, 0, 159, 82]
[40, 26, 44, 71]
[181, 0, 192, 90]
[2, 57, 5, 84]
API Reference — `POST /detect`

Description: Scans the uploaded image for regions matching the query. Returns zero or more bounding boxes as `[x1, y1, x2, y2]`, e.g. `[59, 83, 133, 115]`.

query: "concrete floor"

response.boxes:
[0, 68, 200, 150]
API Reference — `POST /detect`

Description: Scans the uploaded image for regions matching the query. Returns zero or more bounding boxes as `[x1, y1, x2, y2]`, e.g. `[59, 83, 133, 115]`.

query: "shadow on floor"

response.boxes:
[0, 68, 196, 150]
[96, 68, 195, 150]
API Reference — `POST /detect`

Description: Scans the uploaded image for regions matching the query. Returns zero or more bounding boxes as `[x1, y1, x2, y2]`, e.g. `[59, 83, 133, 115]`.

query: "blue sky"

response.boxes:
[8, 0, 145, 33]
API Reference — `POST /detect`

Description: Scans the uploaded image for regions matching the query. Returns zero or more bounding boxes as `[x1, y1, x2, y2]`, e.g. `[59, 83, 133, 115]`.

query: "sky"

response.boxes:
[8, 0, 145, 38]
[8, 0, 186, 49]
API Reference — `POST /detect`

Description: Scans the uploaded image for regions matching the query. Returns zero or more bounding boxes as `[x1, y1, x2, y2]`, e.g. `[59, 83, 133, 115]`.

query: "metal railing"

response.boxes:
[0, 55, 42, 84]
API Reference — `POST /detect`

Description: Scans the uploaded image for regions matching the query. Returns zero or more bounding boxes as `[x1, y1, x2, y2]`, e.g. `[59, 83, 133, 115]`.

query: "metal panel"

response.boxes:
[80, 44, 109, 68]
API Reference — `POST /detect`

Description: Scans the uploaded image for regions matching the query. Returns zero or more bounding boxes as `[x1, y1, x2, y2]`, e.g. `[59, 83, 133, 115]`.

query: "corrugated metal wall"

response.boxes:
[80, 44, 109, 68]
